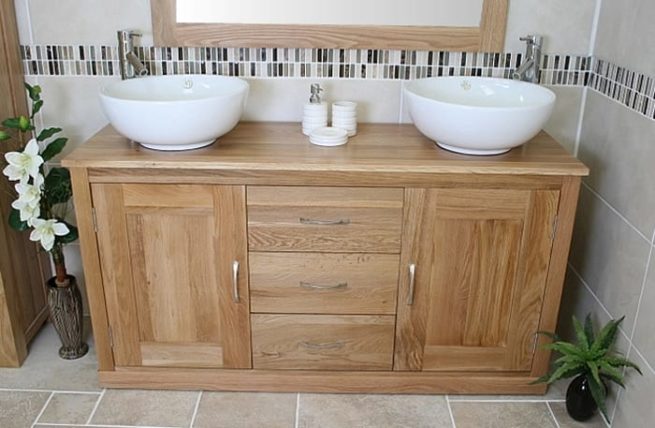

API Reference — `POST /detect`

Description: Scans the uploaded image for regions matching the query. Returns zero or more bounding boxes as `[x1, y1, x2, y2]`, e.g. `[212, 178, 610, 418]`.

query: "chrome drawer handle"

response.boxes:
[299, 217, 351, 226]
[232, 260, 240, 303]
[407, 263, 416, 305]
[300, 340, 345, 351]
[299, 281, 348, 290]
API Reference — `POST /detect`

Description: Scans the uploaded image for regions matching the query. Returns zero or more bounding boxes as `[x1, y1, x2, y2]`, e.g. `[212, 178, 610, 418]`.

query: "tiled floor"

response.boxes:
[0, 322, 609, 428]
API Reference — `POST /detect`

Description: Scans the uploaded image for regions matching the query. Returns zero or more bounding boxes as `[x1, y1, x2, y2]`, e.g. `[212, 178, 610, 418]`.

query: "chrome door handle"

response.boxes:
[407, 263, 416, 305]
[299, 217, 350, 226]
[232, 260, 240, 303]
[299, 281, 348, 290]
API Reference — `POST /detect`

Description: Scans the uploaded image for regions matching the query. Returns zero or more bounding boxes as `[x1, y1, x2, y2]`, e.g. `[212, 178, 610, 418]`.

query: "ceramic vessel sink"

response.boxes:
[404, 77, 556, 155]
[100, 75, 249, 151]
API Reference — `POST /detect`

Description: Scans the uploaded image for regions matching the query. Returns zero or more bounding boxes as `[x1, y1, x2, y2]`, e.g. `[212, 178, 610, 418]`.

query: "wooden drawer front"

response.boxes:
[250, 253, 399, 315]
[252, 314, 395, 370]
[247, 186, 403, 253]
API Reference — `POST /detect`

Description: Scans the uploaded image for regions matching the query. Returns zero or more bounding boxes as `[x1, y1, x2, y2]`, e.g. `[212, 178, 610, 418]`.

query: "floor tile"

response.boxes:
[90, 389, 198, 427]
[37, 392, 100, 425]
[449, 378, 567, 402]
[193, 392, 296, 428]
[0, 320, 100, 391]
[298, 394, 452, 428]
[0, 390, 50, 428]
[450, 401, 557, 428]
[549, 402, 607, 427]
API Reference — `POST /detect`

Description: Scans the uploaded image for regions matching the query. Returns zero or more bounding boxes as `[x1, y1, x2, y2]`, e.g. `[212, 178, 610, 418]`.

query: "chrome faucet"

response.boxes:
[117, 30, 149, 80]
[512, 35, 542, 84]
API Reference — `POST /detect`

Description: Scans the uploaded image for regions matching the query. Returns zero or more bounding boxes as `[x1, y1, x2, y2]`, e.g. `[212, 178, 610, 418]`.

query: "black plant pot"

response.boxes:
[47, 275, 89, 360]
[566, 374, 601, 422]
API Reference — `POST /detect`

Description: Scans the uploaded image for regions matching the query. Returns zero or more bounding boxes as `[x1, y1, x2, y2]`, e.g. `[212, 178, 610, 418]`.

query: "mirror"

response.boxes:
[152, 0, 508, 51]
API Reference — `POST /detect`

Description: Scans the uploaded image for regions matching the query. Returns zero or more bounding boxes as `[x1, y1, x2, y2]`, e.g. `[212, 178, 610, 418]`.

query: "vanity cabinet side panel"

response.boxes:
[70, 168, 115, 370]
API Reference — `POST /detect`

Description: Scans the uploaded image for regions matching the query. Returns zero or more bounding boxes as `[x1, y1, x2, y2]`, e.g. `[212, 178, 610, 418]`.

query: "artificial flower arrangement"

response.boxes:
[1, 83, 77, 287]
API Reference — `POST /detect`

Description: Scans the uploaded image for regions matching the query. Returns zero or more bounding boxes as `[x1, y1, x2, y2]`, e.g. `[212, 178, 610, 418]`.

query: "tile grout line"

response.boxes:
[0, 387, 100, 394]
[582, 182, 652, 244]
[30, 391, 54, 428]
[294, 392, 300, 428]
[35, 424, 182, 428]
[445, 395, 457, 428]
[625, 234, 655, 352]
[188, 391, 202, 428]
[85, 388, 106, 425]
[573, 85, 588, 158]
[545, 402, 561, 428]
[447, 398, 566, 403]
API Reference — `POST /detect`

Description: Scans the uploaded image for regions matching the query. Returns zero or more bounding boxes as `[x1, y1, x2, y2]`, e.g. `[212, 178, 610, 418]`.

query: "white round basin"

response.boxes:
[100, 75, 249, 151]
[404, 77, 556, 155]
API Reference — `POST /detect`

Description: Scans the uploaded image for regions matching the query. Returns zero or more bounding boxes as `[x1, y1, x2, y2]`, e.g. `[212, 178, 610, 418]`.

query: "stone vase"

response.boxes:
[47, 275, 89, 359]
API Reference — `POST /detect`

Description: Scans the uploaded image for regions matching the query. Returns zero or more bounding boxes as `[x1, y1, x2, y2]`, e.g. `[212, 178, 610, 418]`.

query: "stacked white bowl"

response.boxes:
[309, 127, 348, 146]
[302, 102, 328, 136]
[331, 101, 357, 136]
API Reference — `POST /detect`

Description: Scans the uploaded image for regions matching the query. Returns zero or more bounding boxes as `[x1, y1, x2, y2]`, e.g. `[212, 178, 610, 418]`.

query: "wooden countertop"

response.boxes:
[62, 122, 589, 176]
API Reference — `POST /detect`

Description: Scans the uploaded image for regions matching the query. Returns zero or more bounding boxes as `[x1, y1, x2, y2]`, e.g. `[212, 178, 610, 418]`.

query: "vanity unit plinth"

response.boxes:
[62, 122, 588, 394]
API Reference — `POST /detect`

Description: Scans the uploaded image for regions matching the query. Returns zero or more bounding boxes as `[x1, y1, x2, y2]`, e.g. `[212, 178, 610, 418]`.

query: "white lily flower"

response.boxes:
[12, 202, 40, 225]
[14, 173, 44, 205]
[29, 218, 70, 251]
[3, 139, 44, 183]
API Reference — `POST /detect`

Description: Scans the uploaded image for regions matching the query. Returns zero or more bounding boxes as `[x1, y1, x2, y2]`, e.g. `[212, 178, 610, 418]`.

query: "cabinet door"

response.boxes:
[395, 188, 559, 372]
[92, 184, 251, 369]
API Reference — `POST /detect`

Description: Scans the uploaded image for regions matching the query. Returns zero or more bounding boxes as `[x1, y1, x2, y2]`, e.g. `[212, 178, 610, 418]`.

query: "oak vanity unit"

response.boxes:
[62, 123, 588, 394]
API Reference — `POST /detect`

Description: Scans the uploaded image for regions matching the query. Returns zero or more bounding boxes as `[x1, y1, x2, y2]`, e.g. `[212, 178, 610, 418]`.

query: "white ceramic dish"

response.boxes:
[100, 75, 249, 151]
[404, 77, 556, 155]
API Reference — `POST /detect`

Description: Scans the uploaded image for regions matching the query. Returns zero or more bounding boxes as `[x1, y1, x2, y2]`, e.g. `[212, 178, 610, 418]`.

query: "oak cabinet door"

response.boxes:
[91, 184, 251, 369]
[395, 188, 559, 372]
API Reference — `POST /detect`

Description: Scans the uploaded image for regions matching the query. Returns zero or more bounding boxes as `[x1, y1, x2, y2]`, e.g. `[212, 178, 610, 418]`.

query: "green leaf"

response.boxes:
[573, 316, 590, 351]
[545, 341, 586, 358]
[43, 167, 72, 205]
[606, 356, 643, 375]
[36, 127, 62, 141]
[545, 361, 585, 384]
[587, 374, 609, 423]
[0, 130, 10, 141]
[31, 100, 44, 117]
[18, 115, 33, 132]
[25, 83, 41, 101]
[537, 330, 560, 341]
[8, 208, 29, 231]
[41, 137, 68, 161]
[56, 223, 78, 244]
[2, 117, 21, 129]
[591, 317, 624, 354]
[599, 361, 625, 388]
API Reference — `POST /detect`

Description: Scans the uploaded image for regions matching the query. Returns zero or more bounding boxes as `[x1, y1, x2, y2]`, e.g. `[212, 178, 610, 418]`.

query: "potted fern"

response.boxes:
[1, 83, 87, 359]
[535, 314, 641, 422]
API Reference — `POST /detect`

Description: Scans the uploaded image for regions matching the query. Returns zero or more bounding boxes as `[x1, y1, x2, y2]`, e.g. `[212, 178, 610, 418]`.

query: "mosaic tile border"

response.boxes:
[589, 58, 655, 121]
[19, 45, 588, 86]
[18, 45, 655, 120]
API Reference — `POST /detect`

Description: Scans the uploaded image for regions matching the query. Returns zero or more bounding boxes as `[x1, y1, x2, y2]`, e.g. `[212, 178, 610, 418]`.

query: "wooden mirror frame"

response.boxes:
[151, 0, 508, 51]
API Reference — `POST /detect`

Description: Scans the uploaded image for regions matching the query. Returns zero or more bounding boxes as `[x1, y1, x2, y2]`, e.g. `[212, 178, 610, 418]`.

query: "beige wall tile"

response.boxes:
[0, 390, 50, 427]
[451, 402, 556, 428]
[193, 392, 296, 428]
[632, 249, 655, 370]
[298, 394, 452, 428]
[37, 392, 100, 425]
[243, 78, 402, 123]
[594, 0, 655, 75]
[577, 90, 655, 237]
[543, 85, 584, 154]
[612, 350, 655, 427]
[27, 0, 153, 45]
[504, 0, 598, 54]
[569, 186, 652, 330]
[90, 389, 198, 426]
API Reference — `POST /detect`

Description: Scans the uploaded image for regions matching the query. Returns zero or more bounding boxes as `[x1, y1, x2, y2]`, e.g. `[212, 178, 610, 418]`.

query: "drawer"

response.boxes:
[250, 252, 399, 315]
[252, 314, 395, 370]
[247, 186, 403, 253]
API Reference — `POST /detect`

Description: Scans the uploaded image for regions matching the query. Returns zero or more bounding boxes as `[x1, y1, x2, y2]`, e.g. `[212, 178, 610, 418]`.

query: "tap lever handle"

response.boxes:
[520, 35, 543, 47]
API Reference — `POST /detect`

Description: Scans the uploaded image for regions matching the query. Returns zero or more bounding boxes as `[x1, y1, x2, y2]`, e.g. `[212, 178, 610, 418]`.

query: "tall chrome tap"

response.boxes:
[512, 35, 542, 84]
[117, 30, 149, 80]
